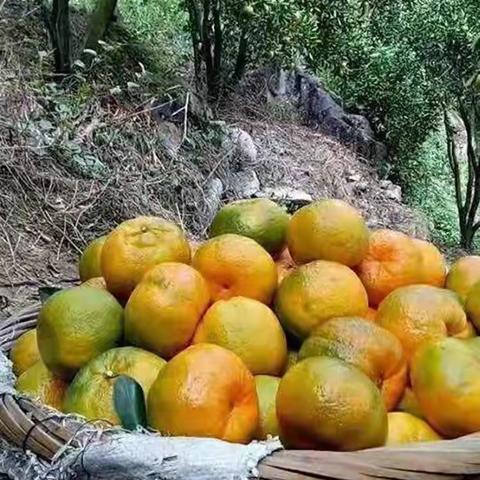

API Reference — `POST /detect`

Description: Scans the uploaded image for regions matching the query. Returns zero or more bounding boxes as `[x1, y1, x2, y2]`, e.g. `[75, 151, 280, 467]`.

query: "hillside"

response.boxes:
[0, 2, 428, 317]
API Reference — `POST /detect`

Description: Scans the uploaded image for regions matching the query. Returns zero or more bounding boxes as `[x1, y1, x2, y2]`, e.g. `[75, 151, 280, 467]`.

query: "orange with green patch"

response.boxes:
[377, 285, 468, 361]
[299, 317, 407, 410]
[411, 337, 480, 438]
[274, 260, 368, 339]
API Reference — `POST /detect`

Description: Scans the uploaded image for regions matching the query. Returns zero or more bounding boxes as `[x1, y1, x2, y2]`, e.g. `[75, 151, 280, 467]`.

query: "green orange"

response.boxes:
[386, 412, 441, 446]
[64, 346, 166, 424]
[37, 286, 123, 380]
[446, 255, 480, 302]
[209, 198, 289, 257]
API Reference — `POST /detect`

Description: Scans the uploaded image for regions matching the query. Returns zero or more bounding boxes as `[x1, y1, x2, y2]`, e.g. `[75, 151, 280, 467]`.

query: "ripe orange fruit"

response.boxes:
[377, 285, 468, 361]
[277, 356, 387, 450]
[82, 276, 107, 290]
[299, 317, 407, 410]
[147, 344, 258, 443]
[16, 360, 68, 410]
[274, 260, 368, 339]
[287, 199, 369, 267]
[254, 375, 281, 440]
[411, 337, 480, 438]
[397, 387, 425, 420]
[412, 239, 447, 288]
[356, 229, 422, 306]
[364, 307, 377, 321]
[37, 286, 123, 380]
[101, 216, 191, 301]
[386, 412, 441, 446]
[465, 280, 480, 331]
[64, 347, 166, 424]
[192, 234, 277, 304]
[276, 248, 296, 284]
[79, 235, 107, 282]
[125, 263, 210, 359]
[10, 329, 40, 376]
[446, 255, 480, 302]
[193, 297, 287, 375]
[209, 198, 290, 257]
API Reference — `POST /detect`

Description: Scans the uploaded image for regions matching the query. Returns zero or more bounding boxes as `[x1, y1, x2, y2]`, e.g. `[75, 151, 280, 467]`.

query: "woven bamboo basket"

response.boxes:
[2, 303, 480, 479]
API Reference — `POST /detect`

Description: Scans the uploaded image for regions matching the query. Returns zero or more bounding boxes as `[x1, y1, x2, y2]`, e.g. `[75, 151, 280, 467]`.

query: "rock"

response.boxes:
[228, 170, 260, 197]
[223, 127, 257, 167]
[259, 68, 387, 163]
[157, 122, 183, 155]
[205, 178, 224, 220]
[256, 186, 312, 211]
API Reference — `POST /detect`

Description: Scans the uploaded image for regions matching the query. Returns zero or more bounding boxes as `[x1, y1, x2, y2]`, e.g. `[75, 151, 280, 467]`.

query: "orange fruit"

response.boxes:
[364, 307, 377, 321]
[287, 199, 369, 267]
[125, 262, 210, 359]
[37, 286, 123, 380]
[79, 235, 107, 282]
[397, 387, 425, 420]
[16, 360, 68, 410]
[377, 285, 468, 361]
[101, 216, 191, 301]
[64, 346, 166, 424]
[356, 229, 422, 306]
[193, 297, 287, 375]
[284, 350, 299, 372]
[274, 260, 368, 339]
[10, 329, 40, 376]
[386, 412, 441, 446]
[412, 239, 447, 287]
[277, 356, 387, 450]
[254, 375, 281, 440]
[276, 248, 296, 284]
[446, 255, 480, 302]
[411, 337, 480, 438]
[465, 280, 480, 331]
[82, 276, 107, 290]
[455, 321, 477, 339]
[192, 234, 277, 304]
[209, 198, 290, 257]
[147, 344, 258, 443]
[299, 317, 407, 410]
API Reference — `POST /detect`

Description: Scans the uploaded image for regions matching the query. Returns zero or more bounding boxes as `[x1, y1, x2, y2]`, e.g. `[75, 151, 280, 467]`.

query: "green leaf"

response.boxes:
[113, 375, 147, 431]
[39, 287, 62, 304]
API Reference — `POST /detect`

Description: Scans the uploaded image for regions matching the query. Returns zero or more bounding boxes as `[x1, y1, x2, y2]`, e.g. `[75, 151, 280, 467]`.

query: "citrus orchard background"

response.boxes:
[10, 197, 480, 451]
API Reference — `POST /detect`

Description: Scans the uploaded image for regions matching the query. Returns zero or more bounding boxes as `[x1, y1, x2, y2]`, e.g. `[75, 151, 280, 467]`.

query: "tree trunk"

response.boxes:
[84, 0, 118, 52]
[50, 0, 71, 74]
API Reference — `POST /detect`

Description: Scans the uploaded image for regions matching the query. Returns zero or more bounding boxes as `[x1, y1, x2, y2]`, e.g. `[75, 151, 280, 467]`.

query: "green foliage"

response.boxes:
[309, 0, 480, 246]
[406, 129, 460, 246]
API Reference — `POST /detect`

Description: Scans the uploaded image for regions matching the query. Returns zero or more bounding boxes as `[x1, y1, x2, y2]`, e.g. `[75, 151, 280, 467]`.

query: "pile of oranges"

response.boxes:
[10, 198, 480, 451]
